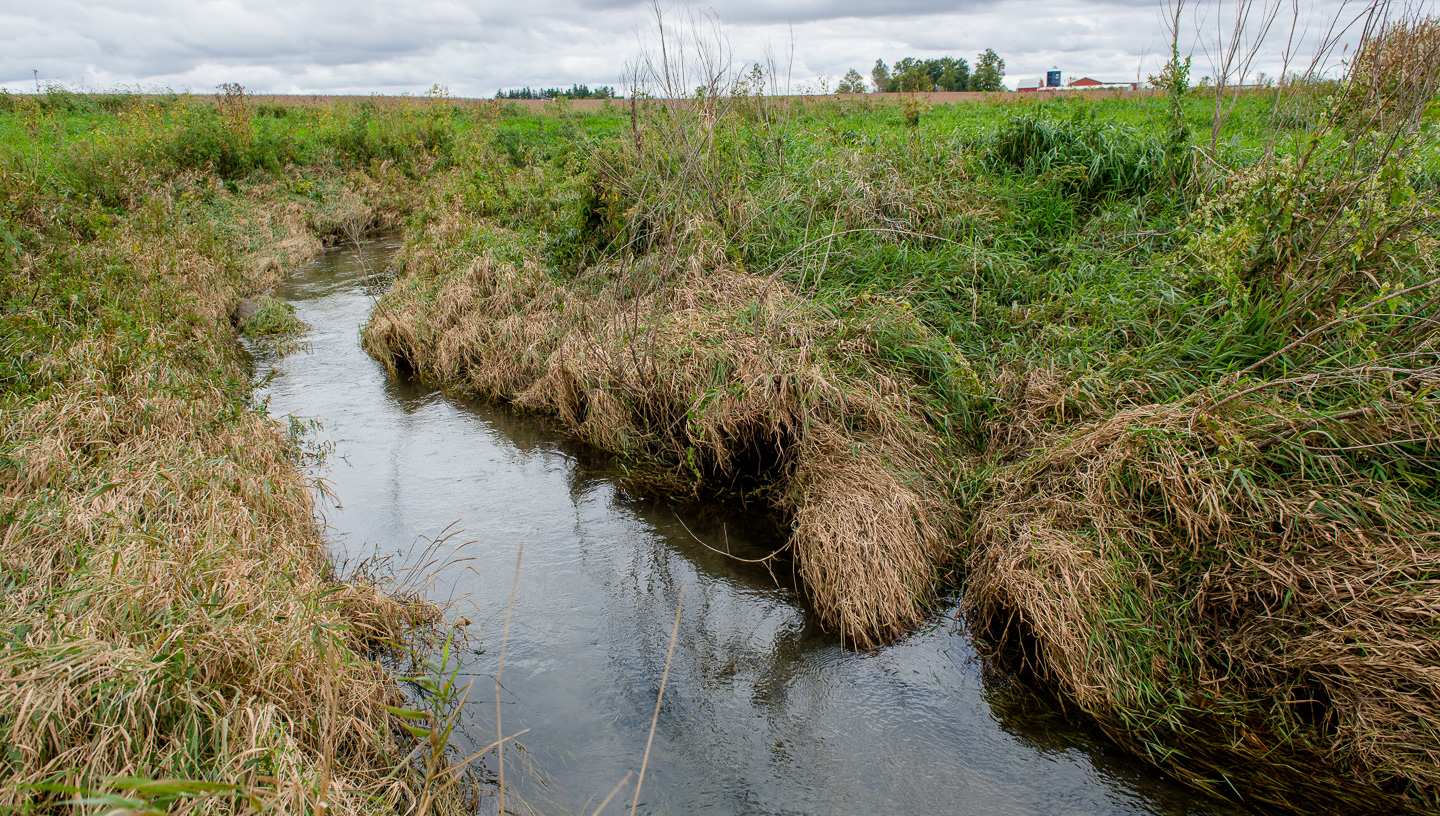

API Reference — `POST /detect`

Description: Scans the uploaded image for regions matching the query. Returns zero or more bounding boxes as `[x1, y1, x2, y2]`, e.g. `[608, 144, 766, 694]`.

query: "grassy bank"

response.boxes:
[3, 18, 1437, 813]
[357, 19, 1440, 816]
[0, 90, 482, 813]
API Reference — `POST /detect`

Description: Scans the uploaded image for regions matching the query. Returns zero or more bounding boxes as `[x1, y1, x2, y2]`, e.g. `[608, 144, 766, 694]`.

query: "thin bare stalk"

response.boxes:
[496, 543, 523, 816]
[630, 586, 684, 816]
[590, 771, 634, 816]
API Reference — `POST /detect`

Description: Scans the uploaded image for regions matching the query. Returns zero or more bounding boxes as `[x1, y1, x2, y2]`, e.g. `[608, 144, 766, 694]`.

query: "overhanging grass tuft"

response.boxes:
[364, 220, 963, 648]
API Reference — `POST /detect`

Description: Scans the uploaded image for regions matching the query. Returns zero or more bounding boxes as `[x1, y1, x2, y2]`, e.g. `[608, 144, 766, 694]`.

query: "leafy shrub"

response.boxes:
[164, 105, 249, 177]
[901, 96, 930, 127]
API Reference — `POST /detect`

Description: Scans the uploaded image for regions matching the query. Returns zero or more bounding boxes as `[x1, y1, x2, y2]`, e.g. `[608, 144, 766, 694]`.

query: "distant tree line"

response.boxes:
[494, 84, 618, 100]
[834, 49, 1007, 94]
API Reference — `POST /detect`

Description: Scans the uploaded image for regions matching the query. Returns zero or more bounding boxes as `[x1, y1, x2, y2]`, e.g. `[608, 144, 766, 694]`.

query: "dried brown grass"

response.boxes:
[959, 18, 1440, 808]
[969, 396, 1440, 812]
[0, 180, 466, 813]
[364, 215, 958, 647]
[1348, 14, 1440, 126]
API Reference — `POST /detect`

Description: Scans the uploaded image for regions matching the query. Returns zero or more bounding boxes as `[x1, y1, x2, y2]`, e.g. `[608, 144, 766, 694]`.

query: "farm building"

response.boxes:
[1016, 74, 1139, 92]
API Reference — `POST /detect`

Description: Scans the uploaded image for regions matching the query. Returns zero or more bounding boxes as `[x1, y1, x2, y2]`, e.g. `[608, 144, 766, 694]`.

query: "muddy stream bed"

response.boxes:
[253, 238, 1242, 815]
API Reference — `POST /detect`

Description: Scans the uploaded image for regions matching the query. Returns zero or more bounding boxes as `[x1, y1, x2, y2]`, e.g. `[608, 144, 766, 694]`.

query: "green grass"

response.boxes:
[238, 294, 306, 336]
[4, 72, 1438, 814]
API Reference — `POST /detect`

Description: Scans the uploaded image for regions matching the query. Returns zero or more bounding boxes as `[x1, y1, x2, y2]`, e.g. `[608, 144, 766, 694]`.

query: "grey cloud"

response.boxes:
[579, 0, 1161, 22]
[577, 0, 997, 24]
[2, 0, 1365, 95]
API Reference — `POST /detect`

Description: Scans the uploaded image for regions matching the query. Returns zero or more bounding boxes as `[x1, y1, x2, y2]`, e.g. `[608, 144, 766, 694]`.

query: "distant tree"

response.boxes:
[494, 84, 617, 100]
[892, 57, 934, 91]
[969, 49, 1006, 91]
[926, 56, 970, 91]
[871, 60, 892, 93]
[868, 56, 972, 93]
[837, 69, 867, 94]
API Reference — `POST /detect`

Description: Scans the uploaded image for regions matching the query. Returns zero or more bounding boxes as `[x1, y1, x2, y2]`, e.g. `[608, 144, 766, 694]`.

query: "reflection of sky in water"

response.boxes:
[254, 240, 1238, 816]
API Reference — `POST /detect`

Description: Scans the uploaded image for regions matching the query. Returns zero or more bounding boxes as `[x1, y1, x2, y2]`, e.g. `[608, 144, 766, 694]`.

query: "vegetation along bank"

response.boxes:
[0, 87, 481, 813]
[361, 17, 1440, 816]
[2, 14, 1439, 816]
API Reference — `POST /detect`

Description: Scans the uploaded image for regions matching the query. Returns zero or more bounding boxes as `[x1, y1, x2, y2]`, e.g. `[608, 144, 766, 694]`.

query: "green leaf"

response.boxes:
[383, 704, 431, 721]
[104, 777, 239, 794]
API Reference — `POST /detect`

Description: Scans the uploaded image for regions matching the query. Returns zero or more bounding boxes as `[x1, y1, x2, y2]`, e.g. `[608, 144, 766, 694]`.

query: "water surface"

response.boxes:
[255, 239, 1239, 816]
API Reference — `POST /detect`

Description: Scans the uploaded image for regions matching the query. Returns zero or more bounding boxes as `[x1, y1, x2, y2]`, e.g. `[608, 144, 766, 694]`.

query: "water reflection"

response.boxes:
[254, 239, 1238, 816]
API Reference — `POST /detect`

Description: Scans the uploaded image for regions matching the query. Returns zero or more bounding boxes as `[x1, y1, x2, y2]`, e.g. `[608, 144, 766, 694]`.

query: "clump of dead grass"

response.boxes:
[969, 393, 1440, 813]
[365, 215, 960, 647]
[363, 34, 985, 647]
[1346, 15, 1440, 128]
[964, 15, 1440, 810]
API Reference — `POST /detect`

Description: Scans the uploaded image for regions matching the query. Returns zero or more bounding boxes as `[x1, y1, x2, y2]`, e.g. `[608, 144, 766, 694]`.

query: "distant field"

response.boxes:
[0, 87, 1159, 110]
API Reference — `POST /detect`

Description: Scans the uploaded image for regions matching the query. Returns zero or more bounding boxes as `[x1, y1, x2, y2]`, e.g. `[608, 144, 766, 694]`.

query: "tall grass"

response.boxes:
[986, 113, 1170, 203]
[0, 90, 483, 813]
[13, 11, 1426, 812]
[968, 10, 1440, 813]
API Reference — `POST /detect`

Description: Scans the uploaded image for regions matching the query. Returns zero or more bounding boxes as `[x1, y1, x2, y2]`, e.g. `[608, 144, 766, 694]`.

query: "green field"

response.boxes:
[2, 24, 1439, 814]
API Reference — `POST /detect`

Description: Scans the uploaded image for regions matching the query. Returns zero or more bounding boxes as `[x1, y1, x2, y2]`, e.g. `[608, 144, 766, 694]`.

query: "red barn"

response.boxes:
[1067, 77, 1139, 90]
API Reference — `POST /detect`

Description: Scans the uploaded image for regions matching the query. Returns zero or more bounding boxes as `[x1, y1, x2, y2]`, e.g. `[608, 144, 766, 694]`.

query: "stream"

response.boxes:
[253, 238, 1241, 816]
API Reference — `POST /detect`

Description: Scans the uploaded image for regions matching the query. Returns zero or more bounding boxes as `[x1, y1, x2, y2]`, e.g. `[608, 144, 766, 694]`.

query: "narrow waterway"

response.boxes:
[254, 239, 1240, 816]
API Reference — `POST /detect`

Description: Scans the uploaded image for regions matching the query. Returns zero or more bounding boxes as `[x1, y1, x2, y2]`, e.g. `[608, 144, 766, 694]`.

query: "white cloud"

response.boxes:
[1, 0, 1370, 95]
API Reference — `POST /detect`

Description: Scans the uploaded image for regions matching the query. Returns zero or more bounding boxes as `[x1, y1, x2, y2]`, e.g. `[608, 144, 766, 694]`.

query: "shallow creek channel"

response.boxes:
[253, 239, 1243, 815]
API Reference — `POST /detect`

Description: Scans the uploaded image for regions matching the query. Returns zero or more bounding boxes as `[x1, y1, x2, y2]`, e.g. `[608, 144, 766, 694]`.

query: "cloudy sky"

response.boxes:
[1, 0, 1367, 96]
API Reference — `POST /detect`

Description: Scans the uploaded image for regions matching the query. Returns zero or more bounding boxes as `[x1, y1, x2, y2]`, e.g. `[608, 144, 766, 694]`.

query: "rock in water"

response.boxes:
[232, 297, 261, 327]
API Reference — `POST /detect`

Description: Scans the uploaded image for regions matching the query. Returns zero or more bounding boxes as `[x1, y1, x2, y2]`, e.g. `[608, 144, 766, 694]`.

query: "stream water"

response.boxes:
[253, 239, 1240, 816]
